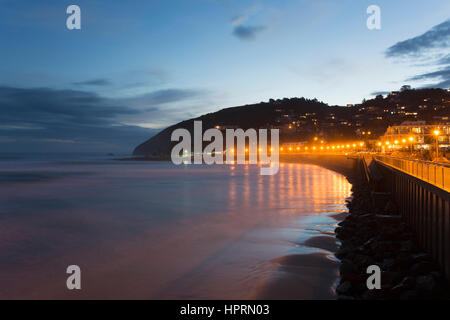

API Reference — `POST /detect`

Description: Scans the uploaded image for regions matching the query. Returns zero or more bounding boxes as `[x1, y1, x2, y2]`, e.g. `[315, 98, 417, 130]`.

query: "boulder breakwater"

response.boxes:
[282, 154, 450, 299]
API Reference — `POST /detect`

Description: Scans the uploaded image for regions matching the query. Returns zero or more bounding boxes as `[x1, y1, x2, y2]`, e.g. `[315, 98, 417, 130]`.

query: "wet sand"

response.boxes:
[253, 208, 347, 300]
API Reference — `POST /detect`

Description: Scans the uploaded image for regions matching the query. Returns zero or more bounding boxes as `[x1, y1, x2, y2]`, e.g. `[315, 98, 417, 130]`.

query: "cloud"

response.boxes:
[0, 86, 138, 126]
[230, 15, 247, 26]
[131, 89, 205, 105]
[232, 25, 266, 40]
[370, 91, 391, 96]
[73, 78, 112, 86]
[407, 66, 450, 88]
[384, 19, 450, 89]
[0, 85, 206, 152]
[437, 54, 450, 65]
[385, 19, 450, 57]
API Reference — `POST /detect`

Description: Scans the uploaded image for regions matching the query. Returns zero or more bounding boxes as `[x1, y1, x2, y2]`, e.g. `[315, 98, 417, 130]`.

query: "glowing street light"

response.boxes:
[434, 130, 440, 159]
[408, 136, 414, 154]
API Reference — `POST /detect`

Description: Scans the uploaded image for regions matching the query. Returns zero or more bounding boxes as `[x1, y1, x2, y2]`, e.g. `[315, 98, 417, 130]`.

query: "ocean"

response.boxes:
[0, 153, 351, 299]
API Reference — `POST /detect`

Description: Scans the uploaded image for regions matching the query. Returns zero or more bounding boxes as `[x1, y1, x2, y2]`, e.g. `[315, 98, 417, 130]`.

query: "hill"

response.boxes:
[133, 88, 450, 156]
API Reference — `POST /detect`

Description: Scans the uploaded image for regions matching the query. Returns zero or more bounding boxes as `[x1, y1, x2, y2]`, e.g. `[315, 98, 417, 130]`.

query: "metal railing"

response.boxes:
[375, 155, 450, 192]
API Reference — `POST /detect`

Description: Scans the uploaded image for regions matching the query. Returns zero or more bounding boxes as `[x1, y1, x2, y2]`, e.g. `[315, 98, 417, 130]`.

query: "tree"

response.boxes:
[400, 85, 412, 92]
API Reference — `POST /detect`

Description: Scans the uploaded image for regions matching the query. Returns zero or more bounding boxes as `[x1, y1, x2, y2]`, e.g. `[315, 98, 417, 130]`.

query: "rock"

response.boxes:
[399, 276, 416, 290]
[374, 214, 402, 224]
[341, 272, 364, 285]
[381, 258, 396, 271]
[411, 253, 432, 263]
[430, 271, 443, 280]
[334, 180, 450, 300]
[340, 259, 358, 275]
[335, 226, 354, 240]
[416, 275, 438, 295]
[410, 261, 435, 277]
[336, 281, 352, 295]
[353, 254, 374, 270]
[335, 246, 353, 259]
[395, 252, 413, 269]
[337, 294, 355, 300]
[370, 241, 396, 256]
[381, 271, 402, 287]
[400, 290, 419, 300]
[399, 240, 414, 253]
[391, 276, 416, 296]
[361, 288, 388, 300]
[359, 213, 375, 219]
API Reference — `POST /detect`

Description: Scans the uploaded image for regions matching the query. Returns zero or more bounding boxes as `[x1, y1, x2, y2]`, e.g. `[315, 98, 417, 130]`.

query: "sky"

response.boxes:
[0, 0, 449, 153]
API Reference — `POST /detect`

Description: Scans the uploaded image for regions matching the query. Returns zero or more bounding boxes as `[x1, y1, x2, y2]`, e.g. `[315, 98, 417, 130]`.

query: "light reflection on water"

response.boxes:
[0, 158, 351, 299]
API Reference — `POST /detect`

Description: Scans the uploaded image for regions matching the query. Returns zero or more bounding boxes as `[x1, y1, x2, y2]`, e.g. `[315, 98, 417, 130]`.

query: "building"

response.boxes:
[379, 121, 450, 151]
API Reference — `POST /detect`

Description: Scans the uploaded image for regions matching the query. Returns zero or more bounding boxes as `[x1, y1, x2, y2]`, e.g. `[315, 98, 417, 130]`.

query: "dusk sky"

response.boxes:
[0, 0, 449, 152]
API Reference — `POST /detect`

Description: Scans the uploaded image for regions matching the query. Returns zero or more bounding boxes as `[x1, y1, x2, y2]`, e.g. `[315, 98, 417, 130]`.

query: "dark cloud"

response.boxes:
[385, 19, 450, 57]
[408, 66, 450, 88]
[437, 54, 450, 65]
[0, 86, 206, 153]
[384, 19, 450, 89]
[73, 78, 112, 86]
[0, 123, 159, 153]
[232, 25, 265, 40]
[0, 86, 138, 126]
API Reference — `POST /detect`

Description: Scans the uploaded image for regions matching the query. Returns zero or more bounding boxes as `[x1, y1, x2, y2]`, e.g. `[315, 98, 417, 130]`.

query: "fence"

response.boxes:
[375, 155, 450, 193]
[374, 155, 450, 279]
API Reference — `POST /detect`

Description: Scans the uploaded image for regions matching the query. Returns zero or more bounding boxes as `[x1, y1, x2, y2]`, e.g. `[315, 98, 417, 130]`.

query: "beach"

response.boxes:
[0, 155, 351, 299]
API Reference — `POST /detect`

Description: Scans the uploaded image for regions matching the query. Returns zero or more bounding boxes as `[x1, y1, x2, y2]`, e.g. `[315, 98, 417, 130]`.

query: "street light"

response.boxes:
[408, 136, 414, 154]
[434, 130, 440, 159]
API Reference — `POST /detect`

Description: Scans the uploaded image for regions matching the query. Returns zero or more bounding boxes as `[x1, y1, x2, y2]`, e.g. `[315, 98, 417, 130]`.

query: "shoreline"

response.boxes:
[280, 154, 450, 299]
[114, 154, 450, 299]
[112, 155, 351, 299]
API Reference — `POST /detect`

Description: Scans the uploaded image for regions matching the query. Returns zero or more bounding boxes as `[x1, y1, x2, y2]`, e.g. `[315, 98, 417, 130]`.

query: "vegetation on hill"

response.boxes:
[133, 88, 450, 156]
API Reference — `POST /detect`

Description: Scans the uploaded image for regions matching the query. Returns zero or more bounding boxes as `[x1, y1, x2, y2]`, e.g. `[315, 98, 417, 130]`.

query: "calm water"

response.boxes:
[0, 154, 351, 299]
